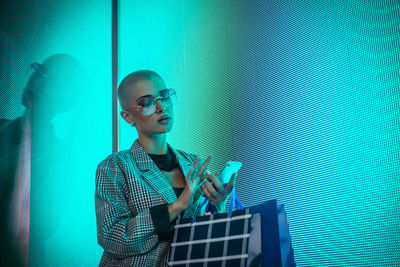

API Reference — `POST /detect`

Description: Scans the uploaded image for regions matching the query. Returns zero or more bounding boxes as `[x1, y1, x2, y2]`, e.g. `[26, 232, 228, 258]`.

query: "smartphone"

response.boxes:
[217, 161, 242, 184]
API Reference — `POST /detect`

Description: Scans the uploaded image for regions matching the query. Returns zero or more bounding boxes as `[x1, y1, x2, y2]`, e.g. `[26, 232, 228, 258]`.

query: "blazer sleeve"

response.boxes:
[95, 155, 162, 259]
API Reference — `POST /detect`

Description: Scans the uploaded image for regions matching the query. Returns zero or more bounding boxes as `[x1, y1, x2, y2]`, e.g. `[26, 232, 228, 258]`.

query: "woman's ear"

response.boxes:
[120, 110, 130, 122]
[120, 110, 136, 127]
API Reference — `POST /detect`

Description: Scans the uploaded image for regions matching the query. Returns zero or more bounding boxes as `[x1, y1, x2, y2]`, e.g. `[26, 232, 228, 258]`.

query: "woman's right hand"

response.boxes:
[168, 155, 211, 221]
[180, 155, 212, 209]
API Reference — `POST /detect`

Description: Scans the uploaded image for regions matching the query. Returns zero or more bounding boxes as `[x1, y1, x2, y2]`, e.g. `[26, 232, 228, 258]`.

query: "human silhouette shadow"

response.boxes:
[0, 53, 85, 267]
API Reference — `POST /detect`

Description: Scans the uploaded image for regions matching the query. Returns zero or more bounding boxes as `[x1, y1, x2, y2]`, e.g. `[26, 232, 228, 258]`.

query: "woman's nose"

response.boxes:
[155, 98, 166, 113]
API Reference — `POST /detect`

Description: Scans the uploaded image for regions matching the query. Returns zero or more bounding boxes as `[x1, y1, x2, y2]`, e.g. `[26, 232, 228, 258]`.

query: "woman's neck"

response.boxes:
[138, 133, 168, 155]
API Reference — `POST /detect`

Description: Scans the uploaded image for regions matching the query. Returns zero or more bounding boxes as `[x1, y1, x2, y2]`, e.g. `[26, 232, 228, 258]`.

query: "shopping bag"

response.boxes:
[168, 208, 262, 267]
[249, 199, 296, 267]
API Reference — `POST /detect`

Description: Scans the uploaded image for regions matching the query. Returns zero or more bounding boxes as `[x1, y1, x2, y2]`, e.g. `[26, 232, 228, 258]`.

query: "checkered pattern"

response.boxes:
[95, 140, 206, 266]
[169, 209, 252, 267]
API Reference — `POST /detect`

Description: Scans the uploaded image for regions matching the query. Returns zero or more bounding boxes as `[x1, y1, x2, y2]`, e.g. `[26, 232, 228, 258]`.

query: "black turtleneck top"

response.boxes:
[148, 146, 186, 241]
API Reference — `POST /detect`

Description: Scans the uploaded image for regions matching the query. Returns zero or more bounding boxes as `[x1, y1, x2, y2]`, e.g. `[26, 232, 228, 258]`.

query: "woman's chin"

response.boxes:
[159, 121, 173, 132]
[150, 125, 173, 135]
[161, 125, 173, 133]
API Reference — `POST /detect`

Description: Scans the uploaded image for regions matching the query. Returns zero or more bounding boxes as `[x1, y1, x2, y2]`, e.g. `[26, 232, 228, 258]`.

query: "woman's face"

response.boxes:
[121, 77, 174, 136]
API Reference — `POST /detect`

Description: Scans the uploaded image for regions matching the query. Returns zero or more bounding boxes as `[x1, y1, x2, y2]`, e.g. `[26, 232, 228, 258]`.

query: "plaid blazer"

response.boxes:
[95, 140, 206, 266]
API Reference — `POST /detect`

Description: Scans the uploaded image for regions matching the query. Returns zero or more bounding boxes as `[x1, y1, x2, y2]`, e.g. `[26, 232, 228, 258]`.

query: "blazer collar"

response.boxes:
[129, 139, 194, 172]
[129, 139, 194, 205]
[129, 139, 157, 171]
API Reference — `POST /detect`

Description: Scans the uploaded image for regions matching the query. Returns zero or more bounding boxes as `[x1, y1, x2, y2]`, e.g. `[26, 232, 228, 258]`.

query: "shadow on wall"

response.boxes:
[0, 53, 85, 267]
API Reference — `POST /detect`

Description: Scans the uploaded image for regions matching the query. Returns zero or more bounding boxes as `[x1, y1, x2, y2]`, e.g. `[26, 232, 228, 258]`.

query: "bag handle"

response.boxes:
[191, 183, 245, 223]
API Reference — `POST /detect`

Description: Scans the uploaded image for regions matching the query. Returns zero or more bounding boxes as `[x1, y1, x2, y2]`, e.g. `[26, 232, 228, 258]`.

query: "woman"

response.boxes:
[95, 70, 236, 266]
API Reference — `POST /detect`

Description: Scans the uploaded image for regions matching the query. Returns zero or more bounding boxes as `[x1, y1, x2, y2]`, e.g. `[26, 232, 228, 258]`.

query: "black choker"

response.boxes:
[148, 147, 178, 171]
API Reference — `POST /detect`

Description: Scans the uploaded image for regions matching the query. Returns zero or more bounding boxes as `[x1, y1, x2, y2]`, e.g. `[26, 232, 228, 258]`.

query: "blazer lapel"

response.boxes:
[141, 169, 177, 205]
[169, 145, 194, 179]
[129, 140, 200, 206]
[129, 140, 177, 205]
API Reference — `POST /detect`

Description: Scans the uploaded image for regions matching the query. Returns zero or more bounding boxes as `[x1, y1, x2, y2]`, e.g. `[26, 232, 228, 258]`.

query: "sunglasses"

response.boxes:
[27, 62, 48, 78]
[124, 88, 177, 115]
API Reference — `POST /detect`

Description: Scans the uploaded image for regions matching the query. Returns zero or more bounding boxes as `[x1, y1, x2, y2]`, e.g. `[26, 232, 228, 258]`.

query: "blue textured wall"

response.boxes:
[1, 0, 398, 266]
[119, 1, 399, 266]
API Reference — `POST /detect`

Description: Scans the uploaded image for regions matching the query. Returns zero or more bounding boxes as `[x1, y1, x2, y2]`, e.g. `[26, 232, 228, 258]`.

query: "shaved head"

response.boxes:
[22, 53, 86, 113]
[118, 70, 163, 110]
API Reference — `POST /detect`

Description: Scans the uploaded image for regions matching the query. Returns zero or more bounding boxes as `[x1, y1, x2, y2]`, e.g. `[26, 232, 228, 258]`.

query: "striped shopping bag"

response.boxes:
[168, 208, 262, 267]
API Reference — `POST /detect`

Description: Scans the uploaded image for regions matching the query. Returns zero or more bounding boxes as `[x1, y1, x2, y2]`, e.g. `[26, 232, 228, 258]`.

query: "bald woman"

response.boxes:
[95, 70, 235, 266]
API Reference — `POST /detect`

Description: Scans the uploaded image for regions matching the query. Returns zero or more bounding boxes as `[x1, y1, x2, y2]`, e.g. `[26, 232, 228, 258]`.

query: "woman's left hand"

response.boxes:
[201, 171, 237, 211]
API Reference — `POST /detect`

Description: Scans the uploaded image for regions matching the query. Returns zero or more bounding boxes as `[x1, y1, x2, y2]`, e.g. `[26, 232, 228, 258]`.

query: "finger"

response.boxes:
[192, 157, 200, 173]
[203, 186, 218, 203]
[196, 154, 212, 177]
[213, 171, 220, 176]
[198, 179, 205, 189]
[192, 167, 207, 185]
[205, 170, 225, 195]
[189, 157, 200, 182]
[204, 180, 221, 201]
[186, 167, 193, 180]
[225, 173, 237, 194]
[194, 175, 206, 189]
[199, 174, 206, 183]
[185, 168, 192, 185]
